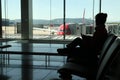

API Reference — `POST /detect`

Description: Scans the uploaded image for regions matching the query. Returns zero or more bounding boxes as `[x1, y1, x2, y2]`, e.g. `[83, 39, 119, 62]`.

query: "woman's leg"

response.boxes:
[67, 37, 82, 48]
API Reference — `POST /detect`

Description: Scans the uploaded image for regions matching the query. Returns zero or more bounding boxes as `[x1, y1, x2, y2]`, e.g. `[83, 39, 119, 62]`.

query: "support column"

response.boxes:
[99, 0, 102, 13]
[21, 0, 33, 39]
[21, 0, 33, 80]
[22, 43, 33, 80]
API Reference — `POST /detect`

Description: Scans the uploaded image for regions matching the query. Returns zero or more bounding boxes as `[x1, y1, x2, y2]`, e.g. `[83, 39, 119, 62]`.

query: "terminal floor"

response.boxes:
[1, 61, 86, 80]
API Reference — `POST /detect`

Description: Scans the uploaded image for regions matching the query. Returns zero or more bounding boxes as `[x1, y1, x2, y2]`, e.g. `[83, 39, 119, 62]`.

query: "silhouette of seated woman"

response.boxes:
[57, 13, 108, 66]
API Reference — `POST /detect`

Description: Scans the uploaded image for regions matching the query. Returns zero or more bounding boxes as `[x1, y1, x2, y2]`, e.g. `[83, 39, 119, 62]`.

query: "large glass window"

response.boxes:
[65, 0, 99, 36]
[1, 0, 21, 39]
[102, 0, 120, 36]
[32, 0, 100, 40]
[1, 0, 120, 40]
[33, 0, 64, 40]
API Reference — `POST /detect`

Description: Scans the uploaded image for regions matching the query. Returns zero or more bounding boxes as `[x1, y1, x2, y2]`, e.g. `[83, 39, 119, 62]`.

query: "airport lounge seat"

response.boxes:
[96, 46, 120, 80]
[57, 34, 119, 80]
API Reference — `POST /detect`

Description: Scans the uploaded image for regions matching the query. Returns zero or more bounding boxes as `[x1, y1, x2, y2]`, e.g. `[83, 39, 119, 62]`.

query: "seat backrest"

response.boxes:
[96, 38, 120, 80]
[98, 33, 117, 65]
[100, 48, 120, 80]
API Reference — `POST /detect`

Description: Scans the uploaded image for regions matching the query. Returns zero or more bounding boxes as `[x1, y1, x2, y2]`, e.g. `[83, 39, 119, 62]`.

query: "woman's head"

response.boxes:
[95, 13, 107, 25]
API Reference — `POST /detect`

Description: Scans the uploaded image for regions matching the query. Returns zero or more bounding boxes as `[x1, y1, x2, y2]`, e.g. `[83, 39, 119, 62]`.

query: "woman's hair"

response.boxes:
[95, 13, 107, 25]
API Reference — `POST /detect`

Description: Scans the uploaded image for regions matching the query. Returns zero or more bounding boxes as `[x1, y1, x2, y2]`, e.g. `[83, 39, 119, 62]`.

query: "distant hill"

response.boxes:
[9, 18, 93, 25]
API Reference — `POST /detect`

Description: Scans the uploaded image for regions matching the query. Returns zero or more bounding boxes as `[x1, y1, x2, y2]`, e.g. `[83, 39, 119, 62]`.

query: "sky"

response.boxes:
[1, 0, 120, 22]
